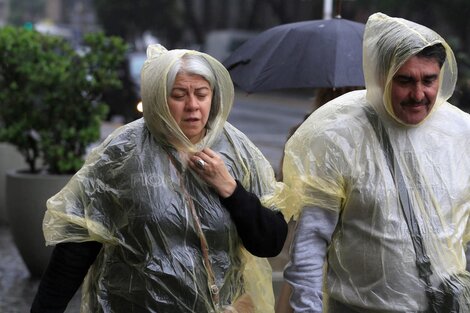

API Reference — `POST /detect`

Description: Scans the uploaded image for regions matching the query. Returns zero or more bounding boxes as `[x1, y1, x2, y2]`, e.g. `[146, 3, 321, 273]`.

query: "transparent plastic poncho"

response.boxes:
[275, 12, 470, 311]
[43, 45, 282, 312]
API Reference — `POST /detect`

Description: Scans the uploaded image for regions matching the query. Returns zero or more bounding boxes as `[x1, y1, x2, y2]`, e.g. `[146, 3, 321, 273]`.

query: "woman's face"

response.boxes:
[168, 73, 213, 144]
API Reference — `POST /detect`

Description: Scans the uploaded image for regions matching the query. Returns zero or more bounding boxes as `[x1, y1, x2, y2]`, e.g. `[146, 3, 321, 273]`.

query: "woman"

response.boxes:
[31, 44, 287, 313]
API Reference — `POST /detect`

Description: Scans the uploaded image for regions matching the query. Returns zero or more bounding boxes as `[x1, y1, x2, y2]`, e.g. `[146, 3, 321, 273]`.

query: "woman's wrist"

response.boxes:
[217, 178, 237, 198]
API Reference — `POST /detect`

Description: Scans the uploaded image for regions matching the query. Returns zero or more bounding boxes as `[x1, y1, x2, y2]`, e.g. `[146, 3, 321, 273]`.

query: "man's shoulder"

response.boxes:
[435, 103, 470, 132]
[305, 90, 368, 132]
[289, 95, 369, 150]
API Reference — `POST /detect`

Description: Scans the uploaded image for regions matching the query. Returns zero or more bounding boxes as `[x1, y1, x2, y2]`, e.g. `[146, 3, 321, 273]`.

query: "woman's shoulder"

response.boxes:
[101, 119, 149, 148]
[218, 122, 272, 167]
[222, 122, 248, 138]
[86, 118, 149, 163]
[220, 122, 260, 150]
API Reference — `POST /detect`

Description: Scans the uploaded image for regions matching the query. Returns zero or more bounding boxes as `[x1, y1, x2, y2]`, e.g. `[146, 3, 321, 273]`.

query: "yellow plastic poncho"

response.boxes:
[279, 12, 470, 311]
[43, 44, 281, 312]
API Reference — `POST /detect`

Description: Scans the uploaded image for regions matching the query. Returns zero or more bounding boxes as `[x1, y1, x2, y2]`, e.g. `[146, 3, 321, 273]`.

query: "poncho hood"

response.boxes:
[363, 12, 457, 126]
[141, 44, 234, 152]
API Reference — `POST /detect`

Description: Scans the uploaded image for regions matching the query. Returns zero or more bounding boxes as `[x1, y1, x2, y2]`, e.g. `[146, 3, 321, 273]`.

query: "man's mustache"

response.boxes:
[401, 99, 429, 107]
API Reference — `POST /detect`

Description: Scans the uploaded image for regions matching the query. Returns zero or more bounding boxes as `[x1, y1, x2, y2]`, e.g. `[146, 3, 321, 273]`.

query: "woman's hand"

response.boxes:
[189, 148, 236, 198]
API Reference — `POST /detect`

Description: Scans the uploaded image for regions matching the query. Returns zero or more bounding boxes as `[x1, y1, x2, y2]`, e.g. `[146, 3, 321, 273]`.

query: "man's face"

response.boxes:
[391, 56, 441, 124]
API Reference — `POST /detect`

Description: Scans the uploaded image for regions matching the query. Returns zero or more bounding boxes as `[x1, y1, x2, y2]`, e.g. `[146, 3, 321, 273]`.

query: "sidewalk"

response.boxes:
[0, 224, 80, 313]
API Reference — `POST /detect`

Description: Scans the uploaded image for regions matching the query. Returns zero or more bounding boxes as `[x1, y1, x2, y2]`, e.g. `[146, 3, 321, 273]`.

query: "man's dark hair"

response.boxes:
[416, 43, 446, 68]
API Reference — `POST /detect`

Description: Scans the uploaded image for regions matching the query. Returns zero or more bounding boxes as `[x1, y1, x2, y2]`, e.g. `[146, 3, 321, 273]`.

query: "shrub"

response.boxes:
[0, 26, 127, 174]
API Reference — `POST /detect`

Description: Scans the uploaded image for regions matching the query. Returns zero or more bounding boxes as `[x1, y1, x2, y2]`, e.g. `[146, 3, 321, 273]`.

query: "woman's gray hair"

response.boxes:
[166, 54, 220, 127]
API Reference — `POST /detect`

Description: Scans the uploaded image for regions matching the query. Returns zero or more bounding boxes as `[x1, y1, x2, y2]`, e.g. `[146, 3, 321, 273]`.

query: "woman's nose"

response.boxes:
[185, 94, 199, 110]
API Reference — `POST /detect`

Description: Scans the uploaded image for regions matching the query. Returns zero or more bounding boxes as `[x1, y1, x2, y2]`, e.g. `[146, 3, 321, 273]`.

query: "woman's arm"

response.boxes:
[30, 241, 102, 313]
[189, 147, 287, 257]
[220, 180, 288, 257]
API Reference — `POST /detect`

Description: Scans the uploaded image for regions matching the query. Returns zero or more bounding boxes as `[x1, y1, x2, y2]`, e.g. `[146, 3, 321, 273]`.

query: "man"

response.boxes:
[281, 12, 470, 312]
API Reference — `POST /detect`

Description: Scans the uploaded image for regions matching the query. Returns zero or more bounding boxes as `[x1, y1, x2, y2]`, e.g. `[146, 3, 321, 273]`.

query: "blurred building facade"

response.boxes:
[43, 0, 98, 45]
[46, 0, 97, 31]
[0, 0, 9, 26]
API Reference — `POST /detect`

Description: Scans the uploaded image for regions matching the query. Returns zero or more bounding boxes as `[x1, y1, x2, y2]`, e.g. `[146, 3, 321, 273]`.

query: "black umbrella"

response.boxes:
[224, 17, 365, 93]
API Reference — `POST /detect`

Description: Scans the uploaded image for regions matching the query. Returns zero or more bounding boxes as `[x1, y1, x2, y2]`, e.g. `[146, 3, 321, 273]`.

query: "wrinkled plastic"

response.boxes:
[276, 13, 470, 311]
[43, 45, 282, 312]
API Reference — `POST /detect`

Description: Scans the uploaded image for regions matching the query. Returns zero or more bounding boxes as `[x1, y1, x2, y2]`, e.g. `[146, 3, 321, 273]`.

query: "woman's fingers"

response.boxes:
[189, 149, 236, 197]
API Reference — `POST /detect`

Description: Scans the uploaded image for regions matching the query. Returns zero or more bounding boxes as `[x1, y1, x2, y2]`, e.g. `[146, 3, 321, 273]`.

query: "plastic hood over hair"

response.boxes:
[363, 12, 457, 126]
[141, 44, 234, 153]
[274, 13, 470, 311]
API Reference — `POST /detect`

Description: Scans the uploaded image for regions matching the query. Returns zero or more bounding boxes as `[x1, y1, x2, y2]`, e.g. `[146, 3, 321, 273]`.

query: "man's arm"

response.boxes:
[284, 206, 339, 313]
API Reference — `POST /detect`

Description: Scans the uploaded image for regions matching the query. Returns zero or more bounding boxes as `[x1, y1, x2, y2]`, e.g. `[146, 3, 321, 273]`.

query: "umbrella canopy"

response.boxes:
[223, 17, 365, 93]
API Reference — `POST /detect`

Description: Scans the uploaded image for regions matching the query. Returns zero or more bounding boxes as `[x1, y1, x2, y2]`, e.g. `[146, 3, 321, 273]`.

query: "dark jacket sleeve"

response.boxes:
[220, 180, 288, 257]
[30, 241, 102, 313]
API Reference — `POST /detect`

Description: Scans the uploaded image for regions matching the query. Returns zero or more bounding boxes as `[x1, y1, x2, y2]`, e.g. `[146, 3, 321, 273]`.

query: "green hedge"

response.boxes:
[0, 26, 127, 174]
